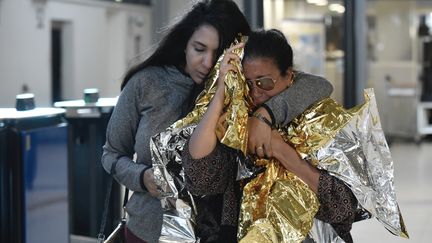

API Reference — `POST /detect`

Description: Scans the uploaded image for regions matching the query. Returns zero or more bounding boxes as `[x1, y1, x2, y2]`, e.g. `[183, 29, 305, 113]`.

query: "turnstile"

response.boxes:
[0, 107, 69, 243]
[55, 97, 121, 238]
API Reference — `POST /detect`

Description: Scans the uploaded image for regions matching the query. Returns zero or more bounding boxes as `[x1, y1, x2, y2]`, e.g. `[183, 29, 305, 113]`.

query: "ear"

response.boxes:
[283, 67, 294, 88]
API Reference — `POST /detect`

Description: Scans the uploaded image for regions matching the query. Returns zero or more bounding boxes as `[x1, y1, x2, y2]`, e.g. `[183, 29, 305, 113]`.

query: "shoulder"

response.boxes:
[127, 66, 170, 87]
[294, 71, 328, 83]
[126, 66, 190, 89]
[293, 71, 333, 90]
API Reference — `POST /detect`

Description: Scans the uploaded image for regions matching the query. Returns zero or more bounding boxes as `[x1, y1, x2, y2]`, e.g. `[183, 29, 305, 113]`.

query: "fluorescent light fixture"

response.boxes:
[307, 0, 328, 6]
[315, 0, 328, 6]
[329, 3, 345, 13]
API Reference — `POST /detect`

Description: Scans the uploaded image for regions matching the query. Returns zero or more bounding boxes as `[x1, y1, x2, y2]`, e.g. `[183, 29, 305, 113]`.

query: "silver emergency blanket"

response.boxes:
[151, 88, 409, 243]
[308, 219, 344, 243]
[151, 125, 197, 243]
[150, 36, 249, 242]
[290, 88, 409, 241]
[149, 53, 409, 242]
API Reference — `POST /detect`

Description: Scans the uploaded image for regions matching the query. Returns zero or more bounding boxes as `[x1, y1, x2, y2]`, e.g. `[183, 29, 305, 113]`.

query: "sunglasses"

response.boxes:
[246, 77, 277, 91]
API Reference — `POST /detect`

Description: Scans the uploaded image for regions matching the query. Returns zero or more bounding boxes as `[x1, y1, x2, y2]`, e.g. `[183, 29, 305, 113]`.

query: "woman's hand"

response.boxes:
[248, 108, 273, 158]
[217, 43, 244, 90]
[143, 168, 160, 198]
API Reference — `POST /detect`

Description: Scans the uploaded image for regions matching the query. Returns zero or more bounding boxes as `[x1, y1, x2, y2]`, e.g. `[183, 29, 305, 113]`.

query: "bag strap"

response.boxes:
[97, 175, 129, 242]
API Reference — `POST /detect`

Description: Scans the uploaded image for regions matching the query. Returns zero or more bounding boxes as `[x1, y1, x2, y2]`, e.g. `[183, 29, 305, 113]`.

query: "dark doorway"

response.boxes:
[51, 23, 62, 103]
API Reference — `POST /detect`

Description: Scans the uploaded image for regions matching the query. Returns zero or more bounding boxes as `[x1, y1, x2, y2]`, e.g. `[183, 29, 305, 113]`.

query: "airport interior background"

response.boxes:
[0, 0, 431, 242]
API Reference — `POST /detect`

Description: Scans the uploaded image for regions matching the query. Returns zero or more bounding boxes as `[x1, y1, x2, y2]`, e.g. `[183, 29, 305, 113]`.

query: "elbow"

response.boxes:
[323, 79, 334, 97]
[317, 77, 334, 98]
[101, 150, 113, 174]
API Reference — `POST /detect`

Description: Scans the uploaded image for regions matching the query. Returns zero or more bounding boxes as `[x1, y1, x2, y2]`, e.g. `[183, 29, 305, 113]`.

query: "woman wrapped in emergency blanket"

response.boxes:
[150, 30, 408, 243]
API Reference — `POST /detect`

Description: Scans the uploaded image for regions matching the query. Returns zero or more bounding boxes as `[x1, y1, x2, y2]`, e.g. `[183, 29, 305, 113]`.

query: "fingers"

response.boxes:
[221, 42, 243, 72]
[143, 169, 160, 198]
[221, 53, 240, 70]
[227, 42, 244, 53]
[255, 145, 265, 158]
[255, 143, 272, 159]
[248, 140, 256, 155]
[263, 142, 273, 158]
[247, 116, 273, 158]
[219, 52, 240, 86]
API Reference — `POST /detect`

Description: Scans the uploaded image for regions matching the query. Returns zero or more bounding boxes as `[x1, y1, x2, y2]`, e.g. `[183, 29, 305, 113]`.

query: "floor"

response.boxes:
[350, 139, 432, 243]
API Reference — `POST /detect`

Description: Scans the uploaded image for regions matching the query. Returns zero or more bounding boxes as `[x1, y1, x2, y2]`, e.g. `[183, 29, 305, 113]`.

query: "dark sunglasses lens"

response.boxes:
[246, 80, 253, 88]
[256, 78, 274, 91]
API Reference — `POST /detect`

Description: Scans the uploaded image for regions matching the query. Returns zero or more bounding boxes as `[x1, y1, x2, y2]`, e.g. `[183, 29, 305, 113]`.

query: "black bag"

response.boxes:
[98, 174, 129, 243]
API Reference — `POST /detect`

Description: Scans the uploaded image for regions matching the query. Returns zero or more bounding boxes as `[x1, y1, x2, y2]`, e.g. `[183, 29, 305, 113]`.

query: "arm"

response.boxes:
[271, 131, 357, 242]
[314, 172, 357, 243]
[188, 44, 242, 159]
[102, 76, 148, 193]
[262, 72, 333, 126]
[184, 44, 242, 193]
[188, 84, 225, 159]
[102, 72, 161, 197]
[248, 73, 333, 157]
[271, 130, 320, 193]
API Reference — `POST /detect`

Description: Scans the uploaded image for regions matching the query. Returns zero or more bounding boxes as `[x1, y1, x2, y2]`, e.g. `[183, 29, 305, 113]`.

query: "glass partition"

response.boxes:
[264, 0, 346, 103]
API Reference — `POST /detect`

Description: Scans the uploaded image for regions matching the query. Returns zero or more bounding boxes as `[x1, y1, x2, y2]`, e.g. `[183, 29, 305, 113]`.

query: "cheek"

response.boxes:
[186, 52, 200, 69]
[259, 94, 271, 103]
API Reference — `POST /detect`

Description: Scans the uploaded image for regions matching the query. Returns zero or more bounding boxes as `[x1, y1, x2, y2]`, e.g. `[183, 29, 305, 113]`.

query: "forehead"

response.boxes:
[243, 57, 279, 78]
[189, 24, 219, 49]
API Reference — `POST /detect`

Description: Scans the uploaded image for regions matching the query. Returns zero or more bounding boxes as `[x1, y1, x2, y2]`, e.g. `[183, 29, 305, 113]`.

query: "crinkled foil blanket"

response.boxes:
[150, 42, 408, 242]
[238, 89, 408, 243]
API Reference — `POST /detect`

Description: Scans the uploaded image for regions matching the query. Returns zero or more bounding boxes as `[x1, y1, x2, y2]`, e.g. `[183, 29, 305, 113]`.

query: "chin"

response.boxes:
[192, 77, 204, 84]
[253, 100, 264, 106]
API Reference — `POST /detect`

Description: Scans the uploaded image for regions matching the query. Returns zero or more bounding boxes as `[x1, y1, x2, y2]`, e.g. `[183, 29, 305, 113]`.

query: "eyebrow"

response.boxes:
[193, 41, 206, 48]
[247, 75, 272, 80]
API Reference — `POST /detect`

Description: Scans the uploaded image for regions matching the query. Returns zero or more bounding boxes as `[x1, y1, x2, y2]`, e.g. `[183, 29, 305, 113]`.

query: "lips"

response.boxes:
[197, 71, 208, 81]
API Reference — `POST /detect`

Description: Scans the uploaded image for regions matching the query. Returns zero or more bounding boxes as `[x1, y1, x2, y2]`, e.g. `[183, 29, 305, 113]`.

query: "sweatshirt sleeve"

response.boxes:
[101, 75, 150, 193]
[263, 72, 334, 126]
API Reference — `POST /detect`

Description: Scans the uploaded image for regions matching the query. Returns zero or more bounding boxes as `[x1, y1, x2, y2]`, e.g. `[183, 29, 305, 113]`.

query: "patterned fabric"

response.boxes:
[315, 171, 358, 243]
[182, 141, 358, 243]
[182, 141, 240, 228]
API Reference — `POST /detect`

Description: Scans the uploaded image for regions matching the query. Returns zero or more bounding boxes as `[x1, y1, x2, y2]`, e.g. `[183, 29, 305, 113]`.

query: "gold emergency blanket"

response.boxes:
[150, 35, 408, 242]
[151, 37, 251, 243]
[171, 37, 252, 154]
[238, 159, 320, 243]
[238, 89, 409, 242]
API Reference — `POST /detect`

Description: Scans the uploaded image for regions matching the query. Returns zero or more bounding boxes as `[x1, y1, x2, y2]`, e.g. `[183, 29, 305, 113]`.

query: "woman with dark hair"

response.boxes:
[243, 29, 357, 242]
[120, 0, 250, 91]
[102, 1, 250, 242]
[183, 29, 357, 242]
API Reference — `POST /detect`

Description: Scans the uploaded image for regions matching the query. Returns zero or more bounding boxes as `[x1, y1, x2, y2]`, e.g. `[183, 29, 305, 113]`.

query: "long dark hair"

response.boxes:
[121, 0, 250, 90]
[243, 29, 294, 77]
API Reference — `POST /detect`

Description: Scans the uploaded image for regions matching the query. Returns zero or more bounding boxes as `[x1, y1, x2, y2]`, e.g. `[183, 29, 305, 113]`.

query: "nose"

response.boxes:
[251, 85, 262, 100]
[202, 52, 214, 70]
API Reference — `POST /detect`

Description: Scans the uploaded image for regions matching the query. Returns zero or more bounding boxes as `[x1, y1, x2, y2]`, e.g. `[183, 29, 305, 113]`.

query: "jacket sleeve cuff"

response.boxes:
[139, 166, 152, 191]
[260, 103, 275, 127]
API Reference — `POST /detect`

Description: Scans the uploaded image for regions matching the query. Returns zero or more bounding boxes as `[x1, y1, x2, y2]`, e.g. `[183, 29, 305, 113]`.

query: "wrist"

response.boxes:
[251, 112, 274, 129]
[258, 104, 276, 126]
[140, 166, 152, 191]
[215, 85, 225, 100]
